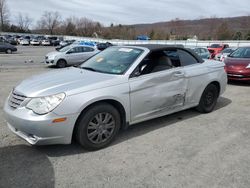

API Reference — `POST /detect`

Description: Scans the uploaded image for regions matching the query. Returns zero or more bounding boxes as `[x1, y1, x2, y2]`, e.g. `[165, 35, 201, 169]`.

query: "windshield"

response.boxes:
[229, 47, 250, 58]
[59, 45, 72, 52]
[222, 48, 233, 53]
[81, 47, 143, 75]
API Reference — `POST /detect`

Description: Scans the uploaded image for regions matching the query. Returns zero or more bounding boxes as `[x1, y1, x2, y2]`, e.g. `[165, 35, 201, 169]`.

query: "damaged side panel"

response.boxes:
[129, 69, 187, 122]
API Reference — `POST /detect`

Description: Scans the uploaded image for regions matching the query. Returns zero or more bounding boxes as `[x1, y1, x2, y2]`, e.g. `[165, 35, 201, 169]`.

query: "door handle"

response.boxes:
[174, 71, 184, 77]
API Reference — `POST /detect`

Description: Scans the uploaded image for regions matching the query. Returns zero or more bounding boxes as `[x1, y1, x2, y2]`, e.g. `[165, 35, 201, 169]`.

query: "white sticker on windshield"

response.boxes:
[118, 48, 133, 52]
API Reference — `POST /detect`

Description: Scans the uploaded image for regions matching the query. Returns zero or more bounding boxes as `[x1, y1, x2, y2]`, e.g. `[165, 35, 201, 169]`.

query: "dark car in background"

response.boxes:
[97, 42, 113, 51]
[48, 37, 60, 46]
[224, 47, 250, 81]
[190, 47, 210, 59]
[0, 41, 17, 54]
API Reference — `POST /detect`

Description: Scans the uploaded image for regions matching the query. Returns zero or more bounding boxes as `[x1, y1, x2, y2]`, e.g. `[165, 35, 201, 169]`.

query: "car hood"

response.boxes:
[224, 57, 250, 71]
[14, 67, 127, 97]
[225, 57, 250, 66]
[46, 51, 62, 58]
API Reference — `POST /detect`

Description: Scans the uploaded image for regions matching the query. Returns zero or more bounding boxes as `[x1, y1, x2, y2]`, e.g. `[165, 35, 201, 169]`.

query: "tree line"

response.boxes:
[1, 0, 250, 40]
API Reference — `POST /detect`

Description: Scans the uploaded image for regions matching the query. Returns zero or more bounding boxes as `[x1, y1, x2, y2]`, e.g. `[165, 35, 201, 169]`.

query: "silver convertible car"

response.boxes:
[4, 45, 227, 150]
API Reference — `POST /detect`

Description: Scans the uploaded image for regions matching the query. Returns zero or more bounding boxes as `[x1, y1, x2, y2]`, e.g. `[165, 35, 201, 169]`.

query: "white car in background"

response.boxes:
[41, 40, 50, 46]
[45, 45, 100, 68]
[19, 39, 29, 45]
[30, 39, 40, 46]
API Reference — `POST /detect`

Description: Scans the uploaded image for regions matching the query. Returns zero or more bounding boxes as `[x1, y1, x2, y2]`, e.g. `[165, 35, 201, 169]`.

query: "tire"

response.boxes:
[6, 49, 12, 54]
[76, 103, 121, 150]
[56, 59, 67, 68]
[196, 84, 219, 113]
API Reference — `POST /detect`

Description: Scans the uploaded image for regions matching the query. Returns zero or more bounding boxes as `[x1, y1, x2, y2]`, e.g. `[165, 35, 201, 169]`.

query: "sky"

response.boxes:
[7, 0, 250, 26]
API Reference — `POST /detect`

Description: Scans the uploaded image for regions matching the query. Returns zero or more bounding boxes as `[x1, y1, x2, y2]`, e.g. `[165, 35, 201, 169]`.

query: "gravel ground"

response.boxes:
[0, 46, 250, 188]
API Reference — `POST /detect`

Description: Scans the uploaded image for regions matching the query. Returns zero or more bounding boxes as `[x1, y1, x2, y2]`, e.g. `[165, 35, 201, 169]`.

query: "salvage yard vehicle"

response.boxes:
[208, 44, 229, 59]
[224, 46, 250, 81]
[45, 44, 99, 68]
[19, 39, 30, 45]
[0, 41, 17, 54]
[30, 39, 40, 46]
[41, 39, 50, 46]
[190, 47, 210, 59]
[4, 45, 227, 150]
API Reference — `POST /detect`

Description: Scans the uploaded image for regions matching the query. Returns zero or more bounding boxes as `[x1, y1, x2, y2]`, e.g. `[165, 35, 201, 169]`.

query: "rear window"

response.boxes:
[209, 44, 222, 48]
[178, 50, 199, 66]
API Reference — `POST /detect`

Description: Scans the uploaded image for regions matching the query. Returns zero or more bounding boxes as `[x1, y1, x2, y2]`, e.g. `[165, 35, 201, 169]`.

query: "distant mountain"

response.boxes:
[125, 16, 250, 40]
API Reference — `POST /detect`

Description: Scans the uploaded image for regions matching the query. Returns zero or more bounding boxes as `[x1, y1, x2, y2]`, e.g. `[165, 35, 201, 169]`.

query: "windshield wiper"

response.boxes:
[81, 67, 97, 72]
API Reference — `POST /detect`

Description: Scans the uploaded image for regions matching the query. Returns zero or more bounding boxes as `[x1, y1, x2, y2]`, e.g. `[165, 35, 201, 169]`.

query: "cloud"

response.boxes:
[6, 0, 250, 26]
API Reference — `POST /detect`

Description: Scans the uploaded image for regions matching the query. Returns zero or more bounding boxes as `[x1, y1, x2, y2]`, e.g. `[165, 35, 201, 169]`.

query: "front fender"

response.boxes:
[53, 84, 130, 123]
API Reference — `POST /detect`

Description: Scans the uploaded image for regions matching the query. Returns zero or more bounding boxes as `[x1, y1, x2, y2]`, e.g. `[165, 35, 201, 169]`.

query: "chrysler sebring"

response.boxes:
[4, 45, 227, 150]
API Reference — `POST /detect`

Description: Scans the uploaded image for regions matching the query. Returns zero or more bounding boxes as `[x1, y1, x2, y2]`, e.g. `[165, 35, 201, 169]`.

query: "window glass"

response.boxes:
[229, 47, 250, 58]
[209, 44, 222, 48]
[200, 48, 207, 53]
[59, 45, 72, 52]
[84, 47, 94, 52]
[164, 50, 181, 67]
[81, 47, 143, 75]
[178, 49, 199, 66]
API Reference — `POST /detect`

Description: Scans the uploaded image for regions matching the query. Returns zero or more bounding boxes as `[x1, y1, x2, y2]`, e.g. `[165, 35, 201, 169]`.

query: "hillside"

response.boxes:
[115, 16, 250, 40]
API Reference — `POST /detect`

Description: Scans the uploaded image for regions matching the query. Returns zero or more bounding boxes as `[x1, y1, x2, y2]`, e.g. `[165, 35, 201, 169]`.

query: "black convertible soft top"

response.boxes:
[129, 44, 204, 63]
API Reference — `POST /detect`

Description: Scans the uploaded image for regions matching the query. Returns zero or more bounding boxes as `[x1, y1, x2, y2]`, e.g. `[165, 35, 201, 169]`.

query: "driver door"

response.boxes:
[129, 50, 188, 123]
[66, 47, 83, 65]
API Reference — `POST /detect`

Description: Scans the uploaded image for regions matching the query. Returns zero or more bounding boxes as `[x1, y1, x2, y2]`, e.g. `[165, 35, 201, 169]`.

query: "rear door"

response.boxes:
[65, 47, 83, 65]
[80, 47, 96, 61]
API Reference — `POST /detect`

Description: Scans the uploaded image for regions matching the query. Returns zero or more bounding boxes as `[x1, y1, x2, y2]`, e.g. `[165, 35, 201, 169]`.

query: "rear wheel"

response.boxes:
[76, 103, 121, 150]
[196, 84, 219, 113]
[56, 59, 67, 68]
[6, 49, 12, 54]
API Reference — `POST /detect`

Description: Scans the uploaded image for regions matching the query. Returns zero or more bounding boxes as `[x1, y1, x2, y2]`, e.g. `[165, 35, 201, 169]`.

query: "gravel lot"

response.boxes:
[0, 46, 250, 188]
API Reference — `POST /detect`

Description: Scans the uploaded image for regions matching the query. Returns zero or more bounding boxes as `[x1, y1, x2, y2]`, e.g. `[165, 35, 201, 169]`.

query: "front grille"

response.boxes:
[8, 90, 27, 109]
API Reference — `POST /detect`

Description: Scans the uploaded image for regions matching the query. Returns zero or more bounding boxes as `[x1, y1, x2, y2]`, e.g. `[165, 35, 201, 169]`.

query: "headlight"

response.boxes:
[246, 64, 250, 69]
[26, 93, 65, 115]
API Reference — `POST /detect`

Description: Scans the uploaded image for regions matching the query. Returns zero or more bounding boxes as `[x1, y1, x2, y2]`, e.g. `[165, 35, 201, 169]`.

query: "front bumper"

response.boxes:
[45, 59, 55, 65]
[4, 100, 79, 145]
[225, 69, 250, 81]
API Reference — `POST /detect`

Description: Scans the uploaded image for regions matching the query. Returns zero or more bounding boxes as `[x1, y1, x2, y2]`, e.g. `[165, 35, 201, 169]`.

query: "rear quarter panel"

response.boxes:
[184, 60, 227, 106]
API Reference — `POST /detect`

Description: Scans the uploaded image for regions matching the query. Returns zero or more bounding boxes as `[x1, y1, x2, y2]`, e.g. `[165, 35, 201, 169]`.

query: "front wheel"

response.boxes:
[56, 59, 67, 68]
[76, 103, 121, 150]
[196, 84, 219, 113]
[6, 49, 12, 54]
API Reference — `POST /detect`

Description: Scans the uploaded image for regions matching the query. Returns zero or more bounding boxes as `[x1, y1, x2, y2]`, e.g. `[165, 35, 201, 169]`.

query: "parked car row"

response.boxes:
[0, 34, 64, 46]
